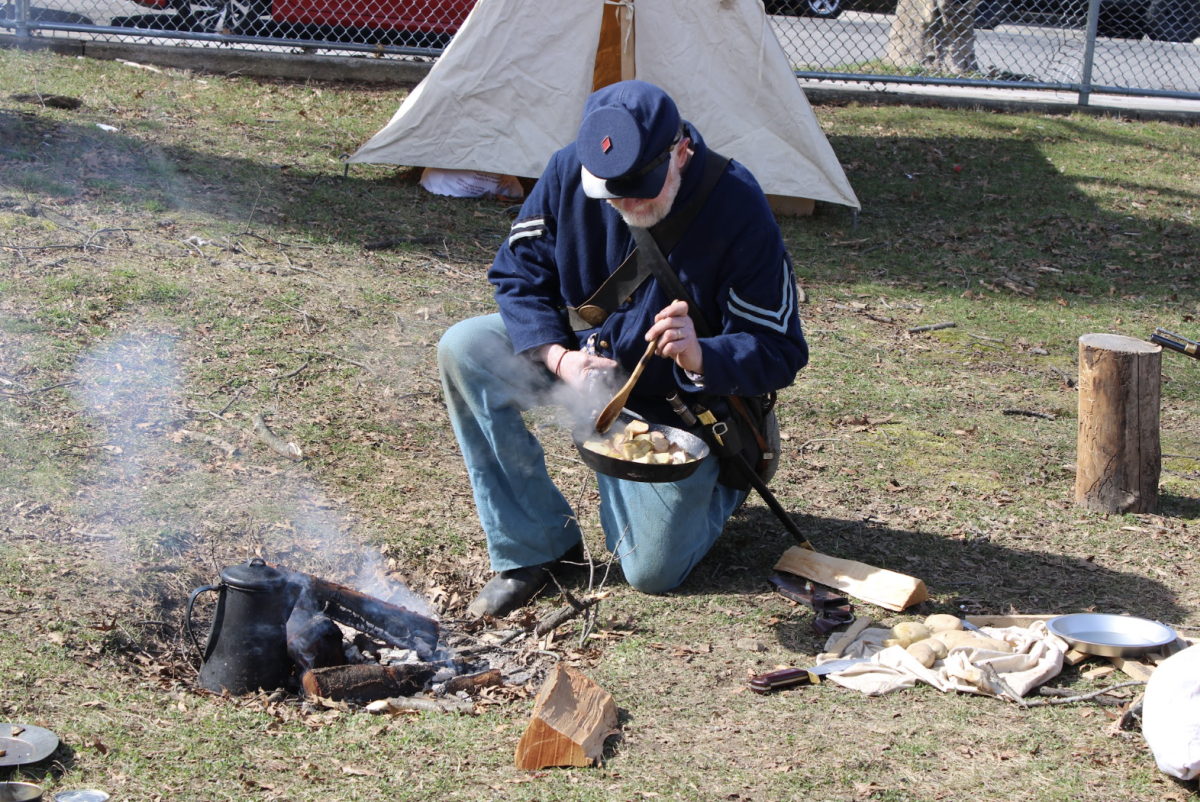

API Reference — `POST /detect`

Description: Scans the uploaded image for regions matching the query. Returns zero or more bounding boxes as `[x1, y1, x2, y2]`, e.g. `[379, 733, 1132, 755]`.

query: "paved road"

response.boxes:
[769, 11, 1200, 92]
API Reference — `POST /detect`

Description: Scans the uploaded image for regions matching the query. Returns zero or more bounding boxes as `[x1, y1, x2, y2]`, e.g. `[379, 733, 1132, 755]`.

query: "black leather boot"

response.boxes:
[466, 541, 585, 619]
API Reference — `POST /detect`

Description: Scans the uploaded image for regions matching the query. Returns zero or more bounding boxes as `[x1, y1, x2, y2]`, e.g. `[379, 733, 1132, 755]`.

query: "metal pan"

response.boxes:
[1047, 613, 1178, 657]
[0, 723, 58, 767]
[573, 414, 709, 484]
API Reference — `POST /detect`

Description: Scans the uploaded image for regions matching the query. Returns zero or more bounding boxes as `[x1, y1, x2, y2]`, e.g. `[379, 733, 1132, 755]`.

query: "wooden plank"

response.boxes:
[1064, 648, 1091, 666]
[964, 614, 1057, 628]
[1082, 665, 1117, 680]
[1108, 656, 1156, 682]
[514, 664, 618, 770]
[773, 547, 927, 612]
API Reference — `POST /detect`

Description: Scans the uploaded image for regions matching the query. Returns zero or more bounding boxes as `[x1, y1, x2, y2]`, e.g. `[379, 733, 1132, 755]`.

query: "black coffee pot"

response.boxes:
[186, 558, 299, 695]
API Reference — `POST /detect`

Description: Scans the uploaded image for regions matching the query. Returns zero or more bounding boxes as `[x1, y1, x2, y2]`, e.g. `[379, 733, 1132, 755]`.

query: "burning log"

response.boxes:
[287, 613, 345, 672]
[289, 570, 440, 660]
[444, 669, 502, 695]
[514, 664, 619, 770]
[301, 663, 436, 702]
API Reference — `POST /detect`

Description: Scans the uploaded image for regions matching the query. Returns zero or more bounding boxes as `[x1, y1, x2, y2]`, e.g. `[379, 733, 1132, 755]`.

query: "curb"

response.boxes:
[0, 34, 433, 84]
[802, 84, 1200, 125]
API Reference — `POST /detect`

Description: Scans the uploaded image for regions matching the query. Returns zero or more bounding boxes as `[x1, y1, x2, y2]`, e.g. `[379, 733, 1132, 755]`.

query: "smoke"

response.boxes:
[462, 330, 624, 440]
[66, 328, 435, 621]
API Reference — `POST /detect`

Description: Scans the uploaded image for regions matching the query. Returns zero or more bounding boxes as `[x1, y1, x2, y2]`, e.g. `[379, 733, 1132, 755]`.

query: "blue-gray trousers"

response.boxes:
[438, 314, 746, 594]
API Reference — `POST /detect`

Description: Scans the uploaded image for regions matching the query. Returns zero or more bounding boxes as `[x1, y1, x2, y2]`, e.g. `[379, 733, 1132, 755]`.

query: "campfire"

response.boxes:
[187, 559, 509, 710]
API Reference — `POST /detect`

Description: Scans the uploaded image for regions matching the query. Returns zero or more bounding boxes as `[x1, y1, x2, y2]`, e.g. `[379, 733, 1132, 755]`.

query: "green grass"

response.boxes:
[0, 45, 1198, 802]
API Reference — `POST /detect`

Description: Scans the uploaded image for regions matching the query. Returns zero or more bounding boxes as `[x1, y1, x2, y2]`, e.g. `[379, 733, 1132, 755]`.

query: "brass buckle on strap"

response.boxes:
[576, 304, 608, 327]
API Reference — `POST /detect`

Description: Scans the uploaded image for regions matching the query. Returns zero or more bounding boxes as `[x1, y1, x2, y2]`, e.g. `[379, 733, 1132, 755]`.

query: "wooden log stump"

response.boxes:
[1075, 334, 1161, 514]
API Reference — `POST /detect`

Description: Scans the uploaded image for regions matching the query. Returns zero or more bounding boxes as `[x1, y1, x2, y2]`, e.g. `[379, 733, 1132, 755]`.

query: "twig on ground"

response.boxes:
[907, 322, 957, 334]
[1109, 692, 1145, 734]
[798, 436, 839, 454]
[1163, 453, 1200, 462]
[1025, 681, 1146, 708]
[177, 429, 238, 458]
[272, 362, 310, 383]
[291, 348, 375, 374]
[251, 413, 303, 461]
[1002, 409, 1057, 421]
[968, 333, 1005, 344]
[83, 228, 137, 253]
[216, 386, 244, 416]
[1050, 365, 1076, 388]
[364, 235, 439, 251]
[0, 380, 78, 397]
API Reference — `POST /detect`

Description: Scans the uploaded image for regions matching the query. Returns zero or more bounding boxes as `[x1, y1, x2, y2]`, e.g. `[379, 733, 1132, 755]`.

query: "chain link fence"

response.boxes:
[2, 0, 1198, 100]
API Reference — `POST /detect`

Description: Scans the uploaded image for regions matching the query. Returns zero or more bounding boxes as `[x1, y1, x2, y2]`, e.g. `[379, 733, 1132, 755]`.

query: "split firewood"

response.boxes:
[252, 413, 303, 461]
[366, 696, 475, 715]
[514, 664, 619, 770]
[774, 547, 927, 612]
[301, 663, 435, 702]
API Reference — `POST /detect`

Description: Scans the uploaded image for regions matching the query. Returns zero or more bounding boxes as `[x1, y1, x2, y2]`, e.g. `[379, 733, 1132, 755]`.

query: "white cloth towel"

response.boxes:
[820, 621, 1069, 698]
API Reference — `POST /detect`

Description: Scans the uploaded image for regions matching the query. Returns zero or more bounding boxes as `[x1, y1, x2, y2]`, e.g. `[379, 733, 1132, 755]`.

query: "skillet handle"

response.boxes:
[185, 584, 221, 659]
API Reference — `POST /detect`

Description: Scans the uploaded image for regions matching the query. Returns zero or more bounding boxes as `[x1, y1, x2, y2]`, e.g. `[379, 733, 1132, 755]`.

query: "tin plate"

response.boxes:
[0, 723, 58, 767]
[1047, 613, 1178, 657]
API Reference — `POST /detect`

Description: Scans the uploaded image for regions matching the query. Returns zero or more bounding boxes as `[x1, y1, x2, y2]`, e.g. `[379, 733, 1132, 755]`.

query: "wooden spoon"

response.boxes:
[595, 335, 660, 434]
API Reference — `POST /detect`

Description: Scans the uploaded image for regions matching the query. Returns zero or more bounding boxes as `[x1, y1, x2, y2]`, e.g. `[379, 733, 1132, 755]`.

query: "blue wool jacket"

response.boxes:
[489, 129, 808, 424]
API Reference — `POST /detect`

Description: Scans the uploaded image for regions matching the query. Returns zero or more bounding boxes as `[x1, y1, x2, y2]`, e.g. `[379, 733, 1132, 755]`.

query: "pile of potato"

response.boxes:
[583, 420, 697, 465]
[885, 614, 1013, 668]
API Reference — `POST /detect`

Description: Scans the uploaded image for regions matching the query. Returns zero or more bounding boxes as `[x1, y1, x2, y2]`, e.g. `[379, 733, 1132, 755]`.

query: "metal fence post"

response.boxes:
[1079, 0, 1102, 106]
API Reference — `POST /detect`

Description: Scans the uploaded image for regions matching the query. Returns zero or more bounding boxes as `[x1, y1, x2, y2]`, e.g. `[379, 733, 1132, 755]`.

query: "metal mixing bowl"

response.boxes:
[0, 782, 43, 802]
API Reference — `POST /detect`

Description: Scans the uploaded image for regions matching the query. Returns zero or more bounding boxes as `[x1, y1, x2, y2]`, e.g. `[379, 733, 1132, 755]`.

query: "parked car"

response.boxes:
[766, 0, 1010, 27]
[114, 0, 472, 45]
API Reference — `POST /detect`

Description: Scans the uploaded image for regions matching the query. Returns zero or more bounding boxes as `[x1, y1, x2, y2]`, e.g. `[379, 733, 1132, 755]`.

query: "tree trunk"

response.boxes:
[1075, 334, 1161, 514]
[885, 0, 980, 75]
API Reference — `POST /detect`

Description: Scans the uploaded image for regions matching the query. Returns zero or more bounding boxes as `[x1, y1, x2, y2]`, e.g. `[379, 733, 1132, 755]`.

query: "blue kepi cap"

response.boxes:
[577, 81, 681, 200]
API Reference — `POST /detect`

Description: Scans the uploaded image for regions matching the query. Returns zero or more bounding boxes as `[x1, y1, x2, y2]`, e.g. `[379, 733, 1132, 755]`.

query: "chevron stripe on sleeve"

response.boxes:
[726, 259, 795, 334]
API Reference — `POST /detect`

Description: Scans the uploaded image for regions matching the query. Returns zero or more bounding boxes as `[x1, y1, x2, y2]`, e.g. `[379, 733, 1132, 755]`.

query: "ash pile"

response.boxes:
[190, 559, 538, 712]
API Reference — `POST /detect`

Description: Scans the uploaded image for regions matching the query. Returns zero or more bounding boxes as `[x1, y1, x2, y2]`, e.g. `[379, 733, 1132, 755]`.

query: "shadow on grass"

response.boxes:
[669, 504, 1187, 638]
[0, 109, 1196, 301]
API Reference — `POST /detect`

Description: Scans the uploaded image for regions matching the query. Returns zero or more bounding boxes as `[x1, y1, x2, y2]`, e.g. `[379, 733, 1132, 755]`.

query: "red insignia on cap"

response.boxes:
[601, 136, 612, 154]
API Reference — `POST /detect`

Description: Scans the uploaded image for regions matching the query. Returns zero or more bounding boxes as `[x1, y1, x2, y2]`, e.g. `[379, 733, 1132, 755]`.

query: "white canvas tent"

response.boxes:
[350, 0, 859, 211]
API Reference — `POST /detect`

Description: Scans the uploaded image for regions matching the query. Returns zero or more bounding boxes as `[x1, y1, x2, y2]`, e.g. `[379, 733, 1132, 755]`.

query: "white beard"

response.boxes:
[608, 159, 683, 229]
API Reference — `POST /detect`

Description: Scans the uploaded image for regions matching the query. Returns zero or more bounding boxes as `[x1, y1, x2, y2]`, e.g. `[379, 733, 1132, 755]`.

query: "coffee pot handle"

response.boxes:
[185, 584, 221, 658]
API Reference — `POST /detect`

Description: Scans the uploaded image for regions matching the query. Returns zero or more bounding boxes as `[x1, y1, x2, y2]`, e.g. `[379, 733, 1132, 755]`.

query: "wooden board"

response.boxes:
[514, 664, 618, 770]
[1108, 656, 1156, 682]
[774, 547, 927, 612]
[1063, 648, 1091, 666]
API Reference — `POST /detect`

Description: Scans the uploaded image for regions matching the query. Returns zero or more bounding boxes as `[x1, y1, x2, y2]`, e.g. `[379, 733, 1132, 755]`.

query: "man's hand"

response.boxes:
[536, 344, 618, 393]
[646, 300, 703, 375]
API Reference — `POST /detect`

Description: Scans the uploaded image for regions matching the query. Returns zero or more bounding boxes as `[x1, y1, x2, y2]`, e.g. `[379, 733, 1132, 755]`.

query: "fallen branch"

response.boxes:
[252, 413, 303, 461]
[1002, 409, 1057, 421]
[1108, 692, 1145, 734]
[1025, 681, 1146, 708]
[968, 333, 1005, 344]
[1049, 366, 1076, 388]
[863, 313, 894, 324]
[907, 322, 956, 334]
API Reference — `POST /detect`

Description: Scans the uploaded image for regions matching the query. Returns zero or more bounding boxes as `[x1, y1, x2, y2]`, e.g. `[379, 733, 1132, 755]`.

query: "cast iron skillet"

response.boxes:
[573, 413, 710, 484]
